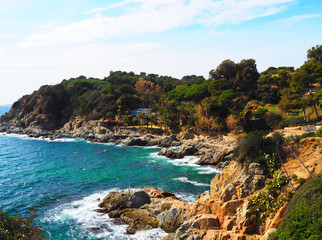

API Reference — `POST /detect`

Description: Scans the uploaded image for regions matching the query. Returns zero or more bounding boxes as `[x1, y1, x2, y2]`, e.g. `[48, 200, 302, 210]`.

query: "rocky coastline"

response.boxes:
[0, 115, 238, 170]
[94, 137, 322, 240]
[2, 114, 320, 239]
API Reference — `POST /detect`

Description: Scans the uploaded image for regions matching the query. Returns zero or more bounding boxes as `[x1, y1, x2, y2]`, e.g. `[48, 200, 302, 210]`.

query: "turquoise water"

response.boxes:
[0, 134, 218, 239]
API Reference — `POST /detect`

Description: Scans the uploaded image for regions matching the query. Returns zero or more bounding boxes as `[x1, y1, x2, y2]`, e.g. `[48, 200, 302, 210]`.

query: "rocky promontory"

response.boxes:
[96, 137, 322, 239]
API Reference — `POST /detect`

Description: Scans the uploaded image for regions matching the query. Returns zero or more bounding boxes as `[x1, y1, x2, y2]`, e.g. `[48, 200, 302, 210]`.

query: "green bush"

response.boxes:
[270, 173, 322, 240]
[315, 127, 322, 137]
[234, 131, 282, 173]
[0, 209, 43, 240]
[248, 171, 290, 221]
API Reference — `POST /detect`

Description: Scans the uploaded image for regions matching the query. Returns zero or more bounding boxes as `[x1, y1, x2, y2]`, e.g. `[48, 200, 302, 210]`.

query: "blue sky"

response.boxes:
[0, 0, 321, 105]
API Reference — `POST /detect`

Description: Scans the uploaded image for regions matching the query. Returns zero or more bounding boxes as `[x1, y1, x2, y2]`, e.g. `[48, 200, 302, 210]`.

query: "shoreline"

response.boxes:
[0, 119, 238, 170]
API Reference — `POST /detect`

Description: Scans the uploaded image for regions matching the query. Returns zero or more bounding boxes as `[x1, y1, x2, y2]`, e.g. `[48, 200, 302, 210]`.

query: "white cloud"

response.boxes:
[273, 14, 322, 27]
[20, 0, 295, 47]
[84, 7, 110, 15]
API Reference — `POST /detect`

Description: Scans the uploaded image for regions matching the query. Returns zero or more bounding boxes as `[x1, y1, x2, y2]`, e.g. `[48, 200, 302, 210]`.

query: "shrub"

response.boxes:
[265, 152, 277, 176]
[234, 131, 282, 172]
[264, 111, 283, 129]
[0, 209, 43, 240]
[315, 127, 322, 137]
[248, 170, 290, 221]
[270, 173, 322, 240]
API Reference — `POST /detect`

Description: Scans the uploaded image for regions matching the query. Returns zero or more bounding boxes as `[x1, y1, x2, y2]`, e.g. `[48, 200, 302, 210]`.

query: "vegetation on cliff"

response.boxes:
[0, 45, 321, 239]
[1, 45, 321, 134]
[271, 173, 322, 240]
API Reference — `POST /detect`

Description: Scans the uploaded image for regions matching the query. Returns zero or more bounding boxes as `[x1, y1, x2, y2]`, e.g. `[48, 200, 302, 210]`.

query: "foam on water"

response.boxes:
[42, 189, 167, 240]
[0, 132, 78, 143]
[173, 177, 210, 187]
[174, 191, 198, 204]
[1, 133, 214, 239]
[149, 153, 221, 175]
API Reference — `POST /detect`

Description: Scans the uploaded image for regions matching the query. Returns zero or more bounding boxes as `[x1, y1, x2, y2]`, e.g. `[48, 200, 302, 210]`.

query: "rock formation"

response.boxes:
[97, 137, 322, 239]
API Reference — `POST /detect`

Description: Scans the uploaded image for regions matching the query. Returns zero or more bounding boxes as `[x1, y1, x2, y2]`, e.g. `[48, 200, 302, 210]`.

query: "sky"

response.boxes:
[0, 0, 321, 105]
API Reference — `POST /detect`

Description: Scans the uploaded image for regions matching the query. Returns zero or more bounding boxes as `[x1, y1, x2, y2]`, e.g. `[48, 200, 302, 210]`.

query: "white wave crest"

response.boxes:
[42, 189, 167, 239]
[174, 191, 197, 204]
[149, 153, 221, 175]
[0, 132, 78, 143]
[173, 177, 210, 187]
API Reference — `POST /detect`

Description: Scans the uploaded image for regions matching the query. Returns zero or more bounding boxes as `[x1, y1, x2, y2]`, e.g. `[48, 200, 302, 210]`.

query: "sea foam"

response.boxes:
[42, 189, 167, 239]
[173, 177, 210, 187]
[149, 152, 221, 175]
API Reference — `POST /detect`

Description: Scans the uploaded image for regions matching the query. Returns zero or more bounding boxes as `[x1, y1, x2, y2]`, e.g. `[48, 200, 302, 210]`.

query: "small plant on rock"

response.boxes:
[248, 170, 290, 221]
[264, 152, 277, 176]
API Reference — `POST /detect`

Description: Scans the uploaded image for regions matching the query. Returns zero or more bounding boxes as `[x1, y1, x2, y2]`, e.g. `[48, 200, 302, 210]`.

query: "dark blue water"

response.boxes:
[0, 134, 218, 239]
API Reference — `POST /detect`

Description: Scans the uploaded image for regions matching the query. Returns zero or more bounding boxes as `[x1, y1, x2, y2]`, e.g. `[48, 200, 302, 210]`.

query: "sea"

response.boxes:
[0, 105, 11, 116]
[0, 133, 219, 239]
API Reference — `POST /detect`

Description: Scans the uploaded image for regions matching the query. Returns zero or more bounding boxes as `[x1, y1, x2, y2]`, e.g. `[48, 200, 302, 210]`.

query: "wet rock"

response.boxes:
[98, 187, 189, 234]
[159, 135, 178, 147]
[158, 148, 178, 158]
[99, 189, 151, 212]
[122, 137, 147, 146]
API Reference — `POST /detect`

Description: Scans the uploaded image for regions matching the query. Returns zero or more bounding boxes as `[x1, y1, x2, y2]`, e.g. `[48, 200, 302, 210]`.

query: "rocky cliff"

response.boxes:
[96, 137, 322, 240]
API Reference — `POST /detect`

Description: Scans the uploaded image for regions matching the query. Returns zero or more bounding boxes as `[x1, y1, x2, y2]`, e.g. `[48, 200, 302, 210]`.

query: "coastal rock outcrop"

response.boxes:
[97, 187, 191, 234]
[196, 135, 237, 167]
[158, 143, 198, 159]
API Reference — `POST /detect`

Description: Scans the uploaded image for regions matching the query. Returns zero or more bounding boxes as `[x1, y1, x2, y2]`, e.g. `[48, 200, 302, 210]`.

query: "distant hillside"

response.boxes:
[0, 105, 11, 116]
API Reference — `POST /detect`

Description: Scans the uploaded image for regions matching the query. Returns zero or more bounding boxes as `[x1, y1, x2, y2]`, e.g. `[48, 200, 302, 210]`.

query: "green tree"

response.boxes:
[307, 44, 322, 62]
[208, 78, 230, 96]
[291, 57, 322, 120]
[234, 59, 259, 92]
[184, 82, 210, 116]
[209, 59, 237, 81]
[0, 209, 43, 240]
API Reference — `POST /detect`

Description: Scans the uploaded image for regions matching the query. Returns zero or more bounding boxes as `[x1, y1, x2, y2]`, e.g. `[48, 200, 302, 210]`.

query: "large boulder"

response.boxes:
[158, 143, 198, 159]
[158, 148, 179, 158]
[98, 188, 151, 212]
[98, 187, 190, 234]
[159, 135, 179, 147]
[122, 136, 147, 146]
[158, 207, 190, 233]
[179, 143, 198, 156]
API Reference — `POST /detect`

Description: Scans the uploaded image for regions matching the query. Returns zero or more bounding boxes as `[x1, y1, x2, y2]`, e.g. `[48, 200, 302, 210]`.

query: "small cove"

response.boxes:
[0, 134, 217, 239]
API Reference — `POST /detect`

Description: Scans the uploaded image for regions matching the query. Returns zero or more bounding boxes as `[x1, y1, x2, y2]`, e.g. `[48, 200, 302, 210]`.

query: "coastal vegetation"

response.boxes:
[0, 209, 43, 240]
[0, 45, 321, 239]
[270, 173, 322, 240]
[1, 45, 320, 134]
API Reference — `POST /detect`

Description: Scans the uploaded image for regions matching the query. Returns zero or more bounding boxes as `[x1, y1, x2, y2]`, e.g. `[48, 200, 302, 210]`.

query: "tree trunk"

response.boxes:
[302, 108, 307, 122]
[313, 101, 320, 121]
